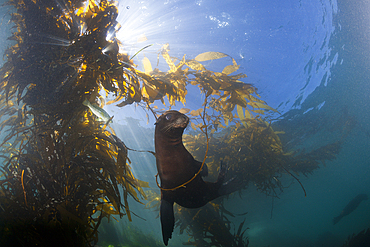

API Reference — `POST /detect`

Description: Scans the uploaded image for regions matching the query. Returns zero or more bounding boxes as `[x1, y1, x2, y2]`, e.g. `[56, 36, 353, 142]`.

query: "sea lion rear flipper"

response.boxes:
[160, 198, 175, 246]
[217, 162, 245, 196]
[332, 215, 342, 225]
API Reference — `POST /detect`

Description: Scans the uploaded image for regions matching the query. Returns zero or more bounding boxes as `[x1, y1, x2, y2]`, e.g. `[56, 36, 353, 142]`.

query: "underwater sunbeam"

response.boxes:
[29, 33, 72, 47]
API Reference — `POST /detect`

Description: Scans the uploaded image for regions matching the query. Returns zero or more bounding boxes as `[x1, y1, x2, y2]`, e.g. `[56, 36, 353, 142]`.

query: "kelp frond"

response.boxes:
[0, 0, 147, 245]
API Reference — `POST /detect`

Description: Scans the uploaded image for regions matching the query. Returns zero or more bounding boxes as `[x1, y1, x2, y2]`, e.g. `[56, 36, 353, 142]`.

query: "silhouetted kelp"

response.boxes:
[342, 228, 370, 247]
[146, 190, 249, 247]
[177, 203, 249, 247]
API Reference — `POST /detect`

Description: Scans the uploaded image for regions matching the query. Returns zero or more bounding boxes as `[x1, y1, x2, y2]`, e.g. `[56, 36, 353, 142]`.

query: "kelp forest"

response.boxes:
[0, 0, 355, 247]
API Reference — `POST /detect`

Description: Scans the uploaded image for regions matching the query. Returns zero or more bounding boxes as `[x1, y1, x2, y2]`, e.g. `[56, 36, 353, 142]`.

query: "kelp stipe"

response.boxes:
[0, 0, 147, 246]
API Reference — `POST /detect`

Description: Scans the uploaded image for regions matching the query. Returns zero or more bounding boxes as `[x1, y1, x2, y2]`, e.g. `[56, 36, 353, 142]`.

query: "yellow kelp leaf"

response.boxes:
[224, 115, 229, 126]
[253, 102, 279, 112]
[274, 131, 285, 135]
[191, 122, 197, 130]
[175, 54, 186, 71]
[137, 34, 148, 43]
[232, 57, 238, 66]
[245, 109, 252, 119]
[179, 108, 190, 114]
[195, 52, 228, 62]
[237, 105, 247, 128]
[137, 179, 150, 188]
[236, 104, 245, 120]
[186, 60, 206, 71]
[222, 64, 240, 75]
[248, 94, 265, 104]
[142, 57, 153, 74]
[252, 110, 265, 114]
[190, 108, 203, 116]
[141, 86, 150, 99]
[143, 85, 162, 100]
[283, 151, 295, 156]
[161, 43, 176, 72]
[76, 0, 99, 19]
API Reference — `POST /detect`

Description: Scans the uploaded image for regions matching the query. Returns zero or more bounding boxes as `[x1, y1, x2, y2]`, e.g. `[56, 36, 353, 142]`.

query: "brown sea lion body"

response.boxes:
[332, 193, 368, 225]
[155, 110, 231, 246]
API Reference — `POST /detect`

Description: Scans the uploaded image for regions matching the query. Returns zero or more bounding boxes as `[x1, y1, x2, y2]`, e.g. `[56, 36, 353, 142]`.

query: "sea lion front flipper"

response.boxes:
[217, 162, 245, 196]
[160, 198, 175, 246]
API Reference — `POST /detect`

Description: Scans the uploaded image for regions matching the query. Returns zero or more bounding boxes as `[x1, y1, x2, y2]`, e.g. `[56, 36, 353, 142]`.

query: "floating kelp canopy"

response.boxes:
[0, 0, 273, 246]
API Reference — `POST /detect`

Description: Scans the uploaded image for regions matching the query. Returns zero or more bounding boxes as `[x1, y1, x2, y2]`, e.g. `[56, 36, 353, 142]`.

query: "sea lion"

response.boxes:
[332, 193, 368, 225]
[155, 110, 236, 246]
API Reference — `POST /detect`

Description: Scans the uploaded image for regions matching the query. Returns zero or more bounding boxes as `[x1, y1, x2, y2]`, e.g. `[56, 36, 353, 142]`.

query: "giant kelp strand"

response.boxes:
[183, 117, 343, 197]
[138, 48, 274, 125]
[176, 203, 249, 247]
[342, 228, 370, 247]
[0, 0, 146, 246]
[0, 111, 148, 245]
[1, 0, 132, 121]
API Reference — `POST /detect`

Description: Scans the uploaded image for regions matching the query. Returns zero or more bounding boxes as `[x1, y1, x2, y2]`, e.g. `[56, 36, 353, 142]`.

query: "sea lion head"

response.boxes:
[155, 110, 189, 138]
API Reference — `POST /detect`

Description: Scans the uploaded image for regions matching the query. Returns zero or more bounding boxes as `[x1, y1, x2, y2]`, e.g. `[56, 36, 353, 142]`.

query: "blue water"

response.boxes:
[1, 0, 369, 246]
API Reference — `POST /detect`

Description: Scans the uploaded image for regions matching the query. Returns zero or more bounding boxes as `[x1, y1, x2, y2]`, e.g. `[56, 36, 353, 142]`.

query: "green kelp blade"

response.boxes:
[131, 44, 153, 60]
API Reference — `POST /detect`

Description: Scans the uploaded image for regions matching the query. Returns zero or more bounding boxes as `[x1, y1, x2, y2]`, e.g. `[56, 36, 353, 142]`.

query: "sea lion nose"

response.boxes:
[183, 115, 189, 125]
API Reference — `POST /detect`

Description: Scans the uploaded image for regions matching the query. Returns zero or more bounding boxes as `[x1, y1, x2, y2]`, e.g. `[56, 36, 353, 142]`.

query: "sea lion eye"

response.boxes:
[165, 114, 172, 121]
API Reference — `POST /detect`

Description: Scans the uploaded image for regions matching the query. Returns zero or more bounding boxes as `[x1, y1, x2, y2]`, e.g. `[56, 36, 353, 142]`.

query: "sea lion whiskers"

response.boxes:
[161, 122, 176, 133]
[159, 122, 177, 134]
